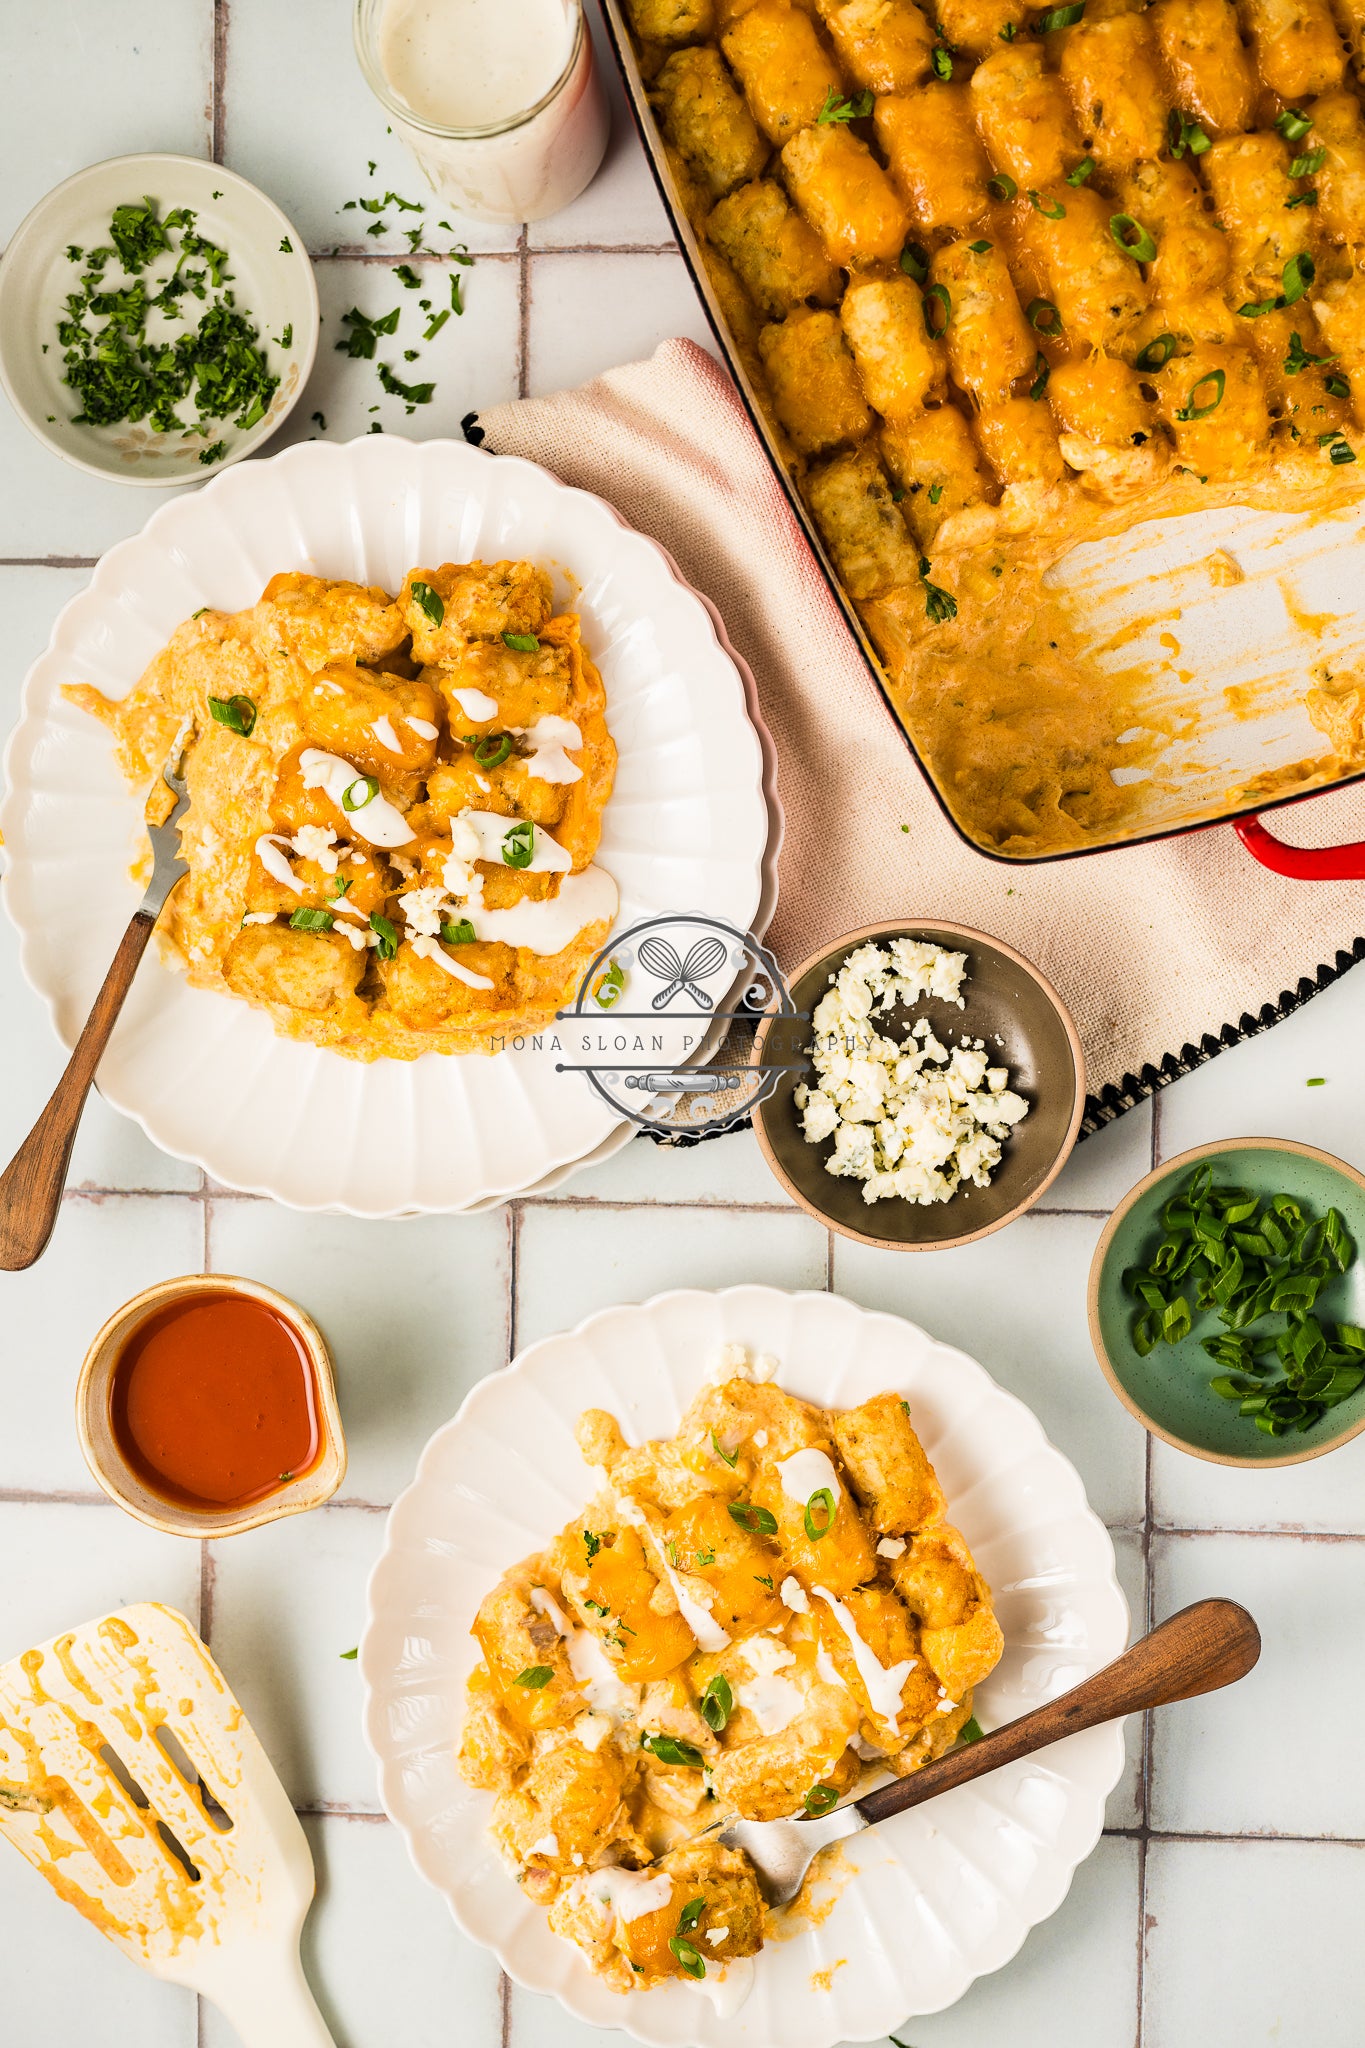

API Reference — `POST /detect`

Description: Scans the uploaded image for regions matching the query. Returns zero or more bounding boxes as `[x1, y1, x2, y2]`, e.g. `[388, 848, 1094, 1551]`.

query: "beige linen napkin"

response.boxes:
[477, 339, 1365, 1124]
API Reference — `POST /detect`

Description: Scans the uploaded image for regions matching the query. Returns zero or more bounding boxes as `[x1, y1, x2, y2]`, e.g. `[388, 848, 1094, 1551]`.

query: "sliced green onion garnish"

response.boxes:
[208, 693, 258, 736]
[1326, 372, 1351, 398]
[1275, 108, 1313, 142]
[668, 1935, 706, 1979]
[1288, 146, 1326, 178]
[958, 1715, 986, 1744]
[1026, 296, 1061, 333]
[1168, 110, 1210, 158]
[700, 1674, 733, 1732]
[804, 1487, 836, 1540]
[804, 1783, 840, 1817]
[816, 85, 874, 123]
[641, 1731, 705, 1766]
[410, 578, 444, 627]
[1028, 190, 1066, 218]
[473, 733, 513, 768]
[1066, 156, 1095, 184]
[342, 774, 379, 811]
[514, 1665, 554, 1688]
[369, 912, 399, 959]
[290, 907, 334, 933]
[501, 819, 535, 868]
[727, 1501, 778, 1535]
[1281, 251, 1315, 304]
[932, 45, 953, 77]
[923, 282, 951, 337]
[1134, 333, 1177, 371]
[711, 1430, 738, 1469]
[899, 243, 929, 282]
[1283, 332, 1336, 374]
[677, 1897, 706, 1934]
[1331, 439, 1357, 464]
[1029, 350, 1050, 400]
[969, 238, 992, 253]
[1175, 367, 1224, 420]
[501, 631, 539, 653]
[441, 916, 476, 945]
[988, 172, 1017, 200]
[1110, 213, 1156, 262]
[1035, 1, 1084, 27]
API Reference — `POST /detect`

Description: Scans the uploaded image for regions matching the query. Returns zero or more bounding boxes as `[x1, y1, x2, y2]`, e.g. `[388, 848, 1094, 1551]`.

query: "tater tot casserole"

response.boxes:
[457, 1350, 1002, 1996]
[67, 560, 618, 1059]
[621, 0, 1365, 855]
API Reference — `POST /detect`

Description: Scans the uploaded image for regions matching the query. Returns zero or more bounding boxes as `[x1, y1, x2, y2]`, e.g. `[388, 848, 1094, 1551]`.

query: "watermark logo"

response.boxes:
[558, 912, 804, 1136]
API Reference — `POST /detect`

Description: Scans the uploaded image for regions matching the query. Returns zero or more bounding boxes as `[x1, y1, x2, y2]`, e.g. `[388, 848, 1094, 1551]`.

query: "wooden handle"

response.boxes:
[0, 911, 156, 1271]
[855, 1598, 1260, 1827]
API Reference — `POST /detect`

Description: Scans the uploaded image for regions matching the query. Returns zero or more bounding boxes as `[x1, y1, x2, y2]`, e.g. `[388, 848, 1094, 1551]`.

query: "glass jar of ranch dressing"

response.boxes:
[354, 0, 610, 224]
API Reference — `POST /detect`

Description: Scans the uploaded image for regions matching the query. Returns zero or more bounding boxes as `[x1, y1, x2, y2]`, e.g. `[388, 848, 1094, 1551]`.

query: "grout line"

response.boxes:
[1107, 1827, 1365, 1847]
[200, 1541, 217, 1644]
[1135, 1363, 1155, 2045]
[508, 1202, 522, 1362]
[826, 1227, 835, 1290]
[517, 226, 530, 399]
[1134, 1830, 1148, 2048]
[211, 0, 230, 164]
[1150, 1087, 1163, 1169]
[294, 1803, 388, 1820]
[0, 554, 99, 569]
[500, 1969, 512, 2048]
[524, 241, 680, 256]
[313, 245, 522, 264]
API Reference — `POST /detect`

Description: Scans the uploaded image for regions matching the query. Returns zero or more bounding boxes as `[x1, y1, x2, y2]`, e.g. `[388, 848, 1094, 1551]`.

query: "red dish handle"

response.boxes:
[1235, 813, 1365, 881]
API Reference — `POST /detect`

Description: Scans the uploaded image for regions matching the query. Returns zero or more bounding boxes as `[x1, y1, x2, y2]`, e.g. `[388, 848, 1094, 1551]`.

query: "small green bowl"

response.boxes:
[1089, 1138, 1365, 1468]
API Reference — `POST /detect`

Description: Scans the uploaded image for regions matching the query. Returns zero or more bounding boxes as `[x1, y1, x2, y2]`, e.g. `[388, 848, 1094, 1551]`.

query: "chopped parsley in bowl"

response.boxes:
[0, 152, 316, 486]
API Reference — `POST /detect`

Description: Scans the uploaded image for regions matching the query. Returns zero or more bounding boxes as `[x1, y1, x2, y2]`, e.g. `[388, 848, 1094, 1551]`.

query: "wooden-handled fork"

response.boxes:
[0, 744, 189, 1271]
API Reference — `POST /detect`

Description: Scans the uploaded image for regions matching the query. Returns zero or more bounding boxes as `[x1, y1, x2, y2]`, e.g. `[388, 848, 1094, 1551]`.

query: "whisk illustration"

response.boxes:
[637, 933, 729, 1009]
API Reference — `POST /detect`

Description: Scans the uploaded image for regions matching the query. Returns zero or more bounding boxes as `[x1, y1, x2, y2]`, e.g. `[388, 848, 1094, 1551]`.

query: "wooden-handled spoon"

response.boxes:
[0, 745, 189, 1271]
[715, 1597, 1260, 1904]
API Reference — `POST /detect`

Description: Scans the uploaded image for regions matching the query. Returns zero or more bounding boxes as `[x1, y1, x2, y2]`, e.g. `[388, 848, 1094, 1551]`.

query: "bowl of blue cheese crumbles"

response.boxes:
[753, 923, 1085, 1252]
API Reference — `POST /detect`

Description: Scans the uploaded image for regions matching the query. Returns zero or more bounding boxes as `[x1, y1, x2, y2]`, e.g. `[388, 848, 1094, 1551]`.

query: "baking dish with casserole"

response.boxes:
[601, 0, 1365, 876]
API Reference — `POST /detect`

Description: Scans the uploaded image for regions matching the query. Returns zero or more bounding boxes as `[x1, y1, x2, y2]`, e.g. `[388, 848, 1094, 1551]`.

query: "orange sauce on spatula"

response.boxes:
[109, 1292, 321, 1511]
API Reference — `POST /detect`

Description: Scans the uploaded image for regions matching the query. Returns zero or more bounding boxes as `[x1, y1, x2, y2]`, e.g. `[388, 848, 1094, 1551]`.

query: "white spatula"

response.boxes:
[0, 1601, 335, 2046]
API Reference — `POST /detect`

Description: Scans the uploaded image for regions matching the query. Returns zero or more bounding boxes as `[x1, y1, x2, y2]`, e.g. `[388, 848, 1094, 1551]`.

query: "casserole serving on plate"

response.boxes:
[602, 0, 1365, 873]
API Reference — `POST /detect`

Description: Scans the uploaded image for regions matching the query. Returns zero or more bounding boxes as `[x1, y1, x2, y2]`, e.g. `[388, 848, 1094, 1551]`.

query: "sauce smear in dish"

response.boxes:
[109, 1293, 320, 1510]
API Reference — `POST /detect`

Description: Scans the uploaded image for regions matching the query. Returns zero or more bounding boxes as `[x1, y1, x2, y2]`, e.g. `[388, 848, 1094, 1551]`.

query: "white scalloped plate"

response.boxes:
[362, 1286, 1128, 2046]
[0, 436, 777, 1214]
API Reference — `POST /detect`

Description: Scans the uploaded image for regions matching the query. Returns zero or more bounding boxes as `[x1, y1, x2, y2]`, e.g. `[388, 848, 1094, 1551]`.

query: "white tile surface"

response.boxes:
[206, 1506, 387, 1812]
[833, 1214, 1149, 1528]
[202, 1814, 503, 2048]
[542, 1127, 793, 1205]
[0, 1196, 204, 1492]
[1156, 960, 1365, 1166]
[270, 253, 521, 455]
[207, 1202, 511, 1505]
[526, 250, 718, 397]
[528, 6, 675, 251]
[6, 6, 1365, 2044]
[222, 0, 519, 256]
[0, 1828, 196, 2048]
[0, 1501, 202, 1665]
[1041, 1099, 1153, 1212]
[1144, 1838, 1365, 2047]
[1150, 1530, 1365, 1837]
[0, 2, 213, 246]
[514, 1200, 829, 1347]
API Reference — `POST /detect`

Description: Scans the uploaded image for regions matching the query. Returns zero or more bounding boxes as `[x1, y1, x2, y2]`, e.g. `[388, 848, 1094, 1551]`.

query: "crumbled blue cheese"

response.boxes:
[794, 940, 1030, 1207]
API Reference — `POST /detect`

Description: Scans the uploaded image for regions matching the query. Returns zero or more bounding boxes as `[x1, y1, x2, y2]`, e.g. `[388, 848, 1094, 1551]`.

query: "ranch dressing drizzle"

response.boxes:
[814, 1586, 916, 1731]
[615, 1496, 730, 1653]
[463, 865, 617, 956]
[369, 715, 403, 754]
[449, 685, 500, 722]
[409, 934, 495, 988]
[578, 1867, 673, 1927]
[529, 1586, 638, 1718]
[777, 1447, 842, 1506]
[255, 833, 305, 894]
[687, 1956, 755, 2016]
[516, 714, 582, 784]
[299, 749, 415, 848]
[405, 715, 440, 741]
[378, 0, 575, 130]
[462, 809, 572, 871]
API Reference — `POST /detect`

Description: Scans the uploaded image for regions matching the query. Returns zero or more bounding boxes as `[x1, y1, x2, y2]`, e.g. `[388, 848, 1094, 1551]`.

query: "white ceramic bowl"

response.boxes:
[0, 153, 317, 485]
[362, 1285, 1129, 2046]
[0, 435, 776, 1213]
